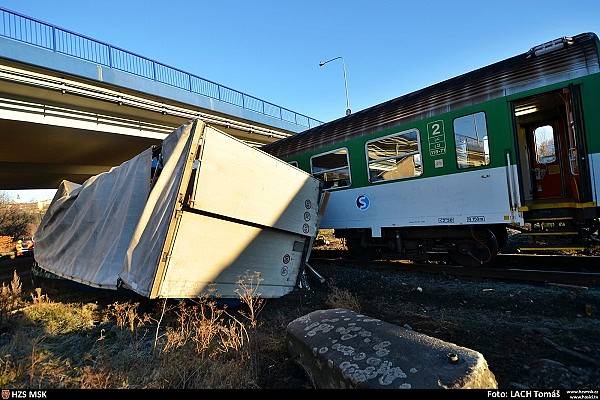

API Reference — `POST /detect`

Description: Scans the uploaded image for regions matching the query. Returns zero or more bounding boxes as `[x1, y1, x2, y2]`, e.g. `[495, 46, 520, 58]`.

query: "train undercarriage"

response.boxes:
[335, 225, 508, 267]
[334, 220, 598, 267]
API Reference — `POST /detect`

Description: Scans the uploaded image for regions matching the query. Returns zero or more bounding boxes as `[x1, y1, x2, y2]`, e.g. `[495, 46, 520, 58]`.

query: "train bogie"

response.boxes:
[336, 225, 506, 267]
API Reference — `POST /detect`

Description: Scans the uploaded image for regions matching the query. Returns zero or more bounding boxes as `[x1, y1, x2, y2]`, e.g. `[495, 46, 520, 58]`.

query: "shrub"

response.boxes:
[0, 193, 36, 240]
[107, 302, 150, 332]
[235, 272, 265, 329]
[326, 285, 361, 312]
[0, 271, 23, 316]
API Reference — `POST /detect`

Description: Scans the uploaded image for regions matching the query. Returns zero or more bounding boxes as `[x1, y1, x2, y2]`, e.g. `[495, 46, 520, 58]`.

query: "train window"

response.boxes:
[533, 125, 556, 164]
[366, 129, 423, 183]
[310, 148, 351, 190]
[288, 161, 298, 167]
[454, 112, 490, 169]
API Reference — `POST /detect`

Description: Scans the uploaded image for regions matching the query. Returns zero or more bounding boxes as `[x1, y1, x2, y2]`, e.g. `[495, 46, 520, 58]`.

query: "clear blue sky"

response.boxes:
[2, 0, 600, 201]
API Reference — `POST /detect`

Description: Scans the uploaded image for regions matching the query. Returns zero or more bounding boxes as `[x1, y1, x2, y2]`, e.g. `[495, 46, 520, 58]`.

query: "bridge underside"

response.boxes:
[0, 60, 296, 189]
[0, 119, 159, 189]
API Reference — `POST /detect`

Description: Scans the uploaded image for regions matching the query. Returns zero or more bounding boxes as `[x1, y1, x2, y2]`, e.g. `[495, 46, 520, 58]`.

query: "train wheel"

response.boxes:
[449, 229, 498, 267]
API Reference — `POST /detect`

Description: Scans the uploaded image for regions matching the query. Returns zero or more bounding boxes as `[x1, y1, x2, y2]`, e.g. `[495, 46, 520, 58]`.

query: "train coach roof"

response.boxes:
[263, 32, 599, 158]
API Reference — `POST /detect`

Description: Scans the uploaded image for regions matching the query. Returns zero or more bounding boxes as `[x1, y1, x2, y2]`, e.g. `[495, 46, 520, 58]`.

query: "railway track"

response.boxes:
[2, 252, 599, 288]
[309, 250, 600, 287]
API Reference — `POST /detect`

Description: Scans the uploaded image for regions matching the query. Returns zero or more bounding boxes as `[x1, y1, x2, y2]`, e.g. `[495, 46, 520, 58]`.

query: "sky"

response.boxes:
[2, 0, 600, 202]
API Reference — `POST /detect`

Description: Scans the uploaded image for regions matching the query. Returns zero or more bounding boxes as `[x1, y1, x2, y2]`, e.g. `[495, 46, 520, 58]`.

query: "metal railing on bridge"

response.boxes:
[0, 7, 322, 129]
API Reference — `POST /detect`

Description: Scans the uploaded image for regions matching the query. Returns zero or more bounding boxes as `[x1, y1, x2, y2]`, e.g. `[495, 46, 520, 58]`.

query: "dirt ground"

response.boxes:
[293, 261, 600, 389]
[1, 251, 599, 389]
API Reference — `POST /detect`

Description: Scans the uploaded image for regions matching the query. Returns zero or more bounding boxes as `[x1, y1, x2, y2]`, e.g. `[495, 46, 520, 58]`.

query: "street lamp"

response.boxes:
[319, 56, 351, 116]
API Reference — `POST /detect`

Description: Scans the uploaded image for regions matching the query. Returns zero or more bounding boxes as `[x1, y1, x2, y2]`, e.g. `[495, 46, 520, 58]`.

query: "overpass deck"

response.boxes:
[0, 6, 321, 133]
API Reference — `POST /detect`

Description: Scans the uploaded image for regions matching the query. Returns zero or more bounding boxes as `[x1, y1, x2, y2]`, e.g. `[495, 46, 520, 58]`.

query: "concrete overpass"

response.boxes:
[0, 7, 321, 189]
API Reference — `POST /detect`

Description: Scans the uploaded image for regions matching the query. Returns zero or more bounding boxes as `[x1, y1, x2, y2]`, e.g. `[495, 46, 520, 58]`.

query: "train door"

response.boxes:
[527, 120, 565, 199]
[513, 87, 590, 205]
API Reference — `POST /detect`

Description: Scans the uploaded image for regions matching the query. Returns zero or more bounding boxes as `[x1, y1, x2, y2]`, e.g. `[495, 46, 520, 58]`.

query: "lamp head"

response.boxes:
[319, 61, 325, 67]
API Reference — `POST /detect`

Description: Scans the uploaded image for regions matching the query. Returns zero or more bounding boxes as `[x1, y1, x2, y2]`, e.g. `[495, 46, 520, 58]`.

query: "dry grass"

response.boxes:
[107, 302, 151, 332]
[0, 271, 23, 316]
[0, 272, 271, 389]
[27, 341, 75, 388]
[23, 302, 96, 335]
[0, 356, 19, 386]
[326, 285, 361, 312]
[31, 288, 50, 304]
[80, 365, 112, 389]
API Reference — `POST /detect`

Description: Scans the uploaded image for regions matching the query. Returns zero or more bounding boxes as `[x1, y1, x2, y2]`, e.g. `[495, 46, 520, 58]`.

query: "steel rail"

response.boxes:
[309, 250, 600, 286]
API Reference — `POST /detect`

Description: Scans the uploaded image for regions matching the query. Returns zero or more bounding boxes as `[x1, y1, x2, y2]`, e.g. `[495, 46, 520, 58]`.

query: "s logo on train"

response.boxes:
[356, 195, 370, 211]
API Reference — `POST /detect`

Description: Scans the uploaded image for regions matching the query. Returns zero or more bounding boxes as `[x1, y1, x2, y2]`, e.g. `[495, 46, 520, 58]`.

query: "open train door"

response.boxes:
[513, 86, 591, 206]
[564, 84, 593, 203]
[512, 85, 596, 250]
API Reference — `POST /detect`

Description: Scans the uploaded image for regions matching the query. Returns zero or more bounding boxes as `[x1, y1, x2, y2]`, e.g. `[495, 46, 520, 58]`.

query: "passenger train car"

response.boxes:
[263, 33, 600, 266]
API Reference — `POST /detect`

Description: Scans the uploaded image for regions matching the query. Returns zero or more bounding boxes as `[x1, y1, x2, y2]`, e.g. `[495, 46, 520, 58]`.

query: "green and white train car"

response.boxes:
[264, 33, 600, 265]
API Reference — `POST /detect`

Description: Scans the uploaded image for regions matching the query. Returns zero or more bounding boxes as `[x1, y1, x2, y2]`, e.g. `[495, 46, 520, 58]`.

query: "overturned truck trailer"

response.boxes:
[34, 120, 325, 298]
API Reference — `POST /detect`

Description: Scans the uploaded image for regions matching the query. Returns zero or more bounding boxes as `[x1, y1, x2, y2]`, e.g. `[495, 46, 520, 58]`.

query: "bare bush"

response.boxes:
[31, 288, 50, 304]
[107, 302, 150, 332]
[235, 272, 265, 329]
[0, 271, 23, 315]
[217, 318, 247, 353]
[162, 300, 218, 353]
[0, 193, 36, 240]
[326, 285, 361, 312]
[162, 296, 248, 357]
[10, 271, 21, 297]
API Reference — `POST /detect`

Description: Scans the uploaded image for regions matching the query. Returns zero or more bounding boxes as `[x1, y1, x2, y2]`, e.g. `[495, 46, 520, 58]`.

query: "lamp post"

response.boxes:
[319, 56, 351, 116]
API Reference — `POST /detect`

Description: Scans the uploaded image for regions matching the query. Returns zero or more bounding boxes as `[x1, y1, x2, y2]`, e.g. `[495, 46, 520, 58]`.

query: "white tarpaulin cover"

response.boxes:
[34, 123, 190, 290]
[34, 120, 323, 298]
